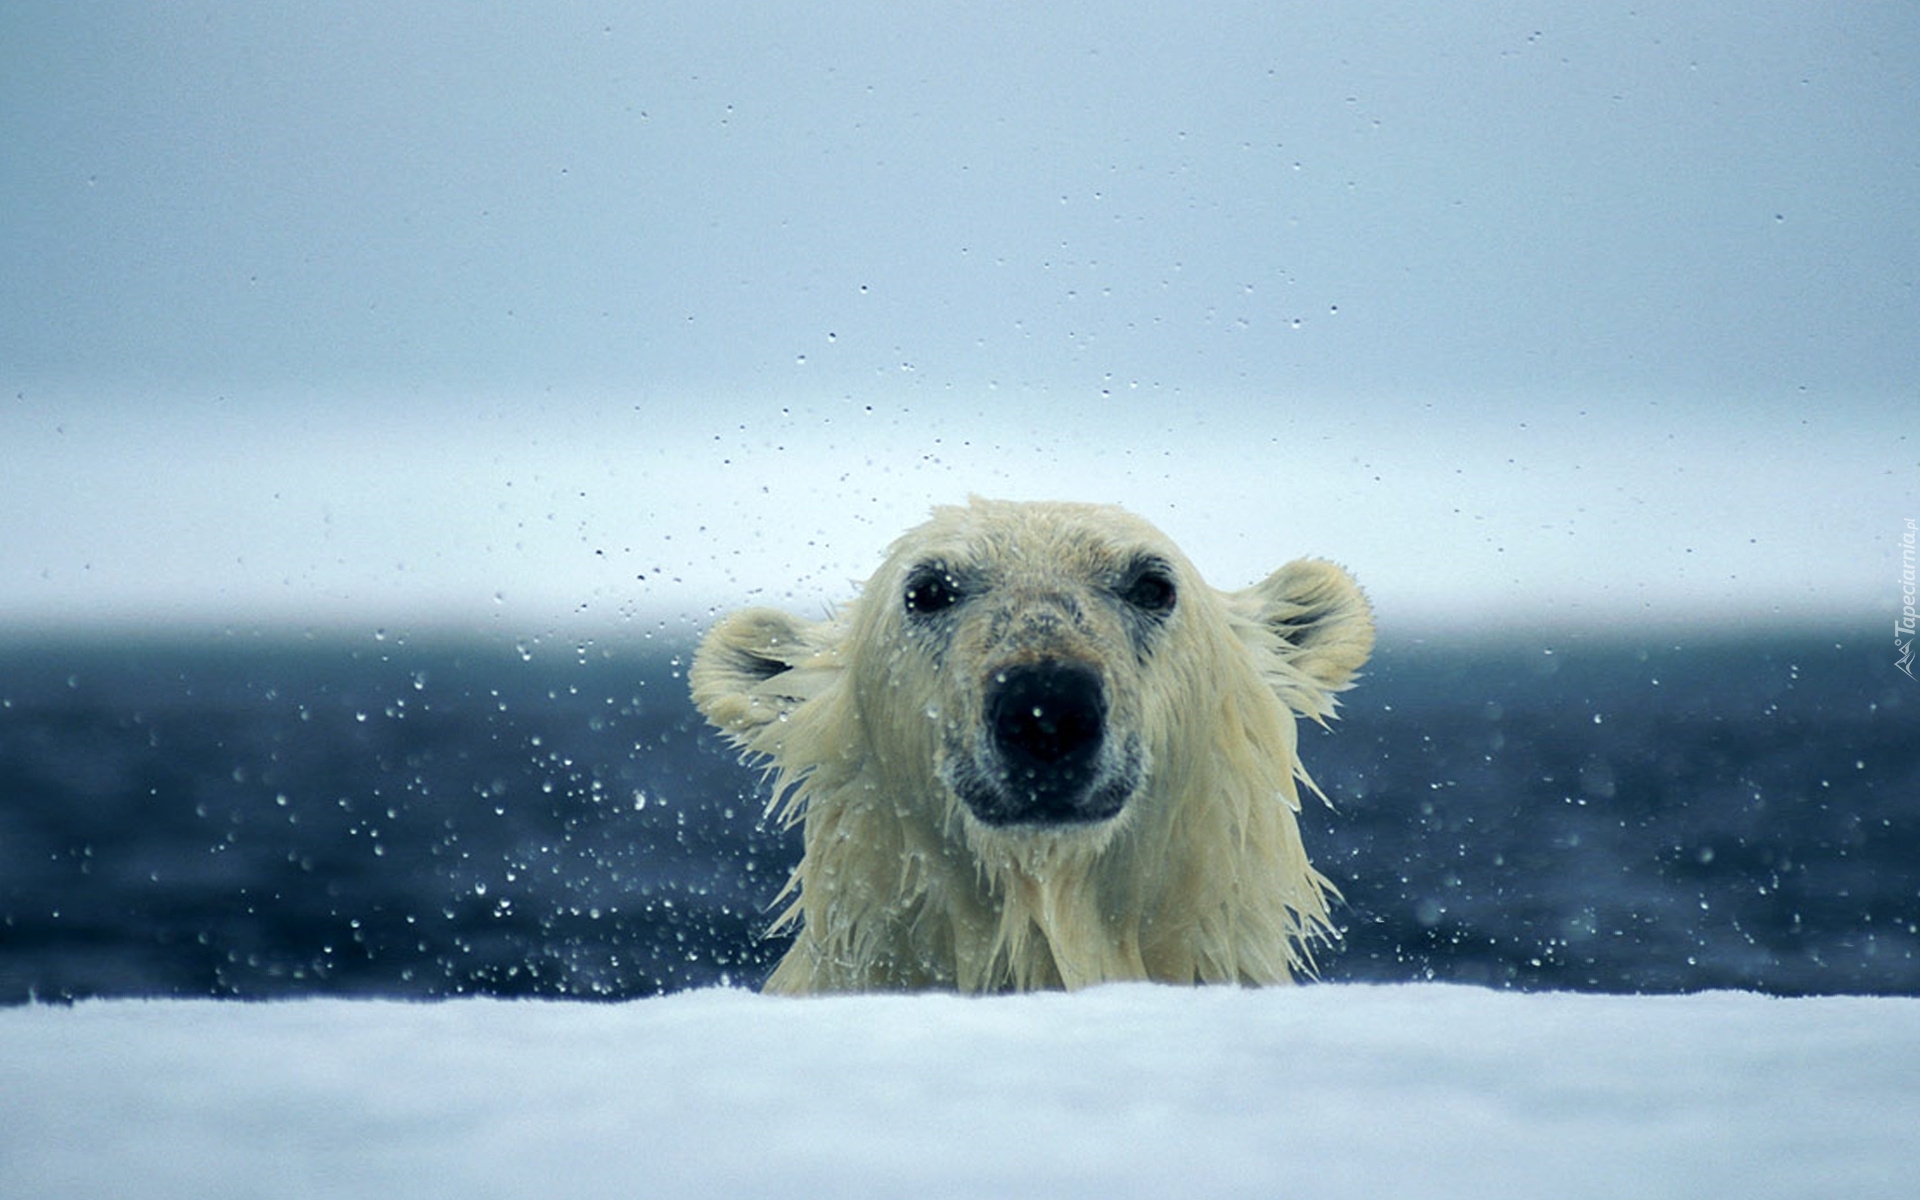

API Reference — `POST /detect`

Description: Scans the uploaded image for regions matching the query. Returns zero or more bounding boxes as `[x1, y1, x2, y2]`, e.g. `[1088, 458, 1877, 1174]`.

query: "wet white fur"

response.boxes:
[691, 498, 1373, 994]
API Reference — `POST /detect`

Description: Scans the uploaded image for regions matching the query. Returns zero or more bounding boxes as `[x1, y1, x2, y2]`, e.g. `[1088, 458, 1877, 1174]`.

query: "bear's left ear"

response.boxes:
[1230, 558, 1374, 720]
[690, 607, 842, 743]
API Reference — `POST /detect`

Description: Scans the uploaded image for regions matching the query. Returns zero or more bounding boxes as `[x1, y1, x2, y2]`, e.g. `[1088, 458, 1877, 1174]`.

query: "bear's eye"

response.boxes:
[1118, 561, 1177, 616]
[904, 566, 962, 616]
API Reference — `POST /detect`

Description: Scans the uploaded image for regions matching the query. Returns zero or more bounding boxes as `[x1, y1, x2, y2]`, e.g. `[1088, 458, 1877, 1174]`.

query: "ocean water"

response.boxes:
[1, 630, 1913, 1002]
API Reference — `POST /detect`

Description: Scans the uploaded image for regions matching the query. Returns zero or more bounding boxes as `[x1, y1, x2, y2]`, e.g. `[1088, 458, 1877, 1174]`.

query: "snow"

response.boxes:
[4, 984, 1914, 1199]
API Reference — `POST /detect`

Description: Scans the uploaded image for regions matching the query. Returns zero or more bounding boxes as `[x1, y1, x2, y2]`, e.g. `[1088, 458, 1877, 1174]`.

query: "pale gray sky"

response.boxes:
[2, 2, 1914, 637]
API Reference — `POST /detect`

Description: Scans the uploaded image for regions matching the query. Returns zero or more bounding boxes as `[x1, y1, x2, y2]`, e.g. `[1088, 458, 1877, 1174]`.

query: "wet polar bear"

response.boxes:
[691, 497, 1373, 994]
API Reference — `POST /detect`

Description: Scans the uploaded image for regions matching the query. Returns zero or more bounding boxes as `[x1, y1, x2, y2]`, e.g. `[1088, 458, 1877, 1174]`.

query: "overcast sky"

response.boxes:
[2, 2, 1914, 640]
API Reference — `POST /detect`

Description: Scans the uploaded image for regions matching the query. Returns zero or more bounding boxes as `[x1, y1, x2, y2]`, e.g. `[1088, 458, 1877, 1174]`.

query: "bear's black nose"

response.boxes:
[984, 661, 1108, 820]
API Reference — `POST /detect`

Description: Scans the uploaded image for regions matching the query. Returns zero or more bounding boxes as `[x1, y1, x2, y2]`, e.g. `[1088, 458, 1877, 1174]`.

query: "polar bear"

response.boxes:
[691, 497, 1373, 994]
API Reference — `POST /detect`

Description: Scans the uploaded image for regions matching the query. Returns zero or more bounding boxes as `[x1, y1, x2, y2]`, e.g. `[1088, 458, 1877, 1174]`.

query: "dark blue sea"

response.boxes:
[2, 629, 1914, 1002]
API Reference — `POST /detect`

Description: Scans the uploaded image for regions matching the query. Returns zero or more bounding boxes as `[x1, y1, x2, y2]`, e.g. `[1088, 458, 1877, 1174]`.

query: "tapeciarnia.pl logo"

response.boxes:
[1899, 517, 1917, 680]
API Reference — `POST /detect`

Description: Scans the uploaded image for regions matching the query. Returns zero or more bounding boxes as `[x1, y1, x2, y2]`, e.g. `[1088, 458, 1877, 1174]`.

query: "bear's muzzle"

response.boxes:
[950, 660, 1138, 827]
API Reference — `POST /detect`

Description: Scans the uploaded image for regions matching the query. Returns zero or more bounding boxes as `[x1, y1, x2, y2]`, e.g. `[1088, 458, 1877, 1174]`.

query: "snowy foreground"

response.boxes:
[5, 984, 1915, 1199]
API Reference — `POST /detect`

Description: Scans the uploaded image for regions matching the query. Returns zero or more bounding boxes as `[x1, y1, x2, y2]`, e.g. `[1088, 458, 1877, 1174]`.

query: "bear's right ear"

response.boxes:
[690, 608, 842, 742]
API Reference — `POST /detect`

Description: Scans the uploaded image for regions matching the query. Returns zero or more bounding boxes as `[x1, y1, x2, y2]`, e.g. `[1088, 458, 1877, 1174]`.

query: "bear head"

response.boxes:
[691, 496, 1373, 991]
